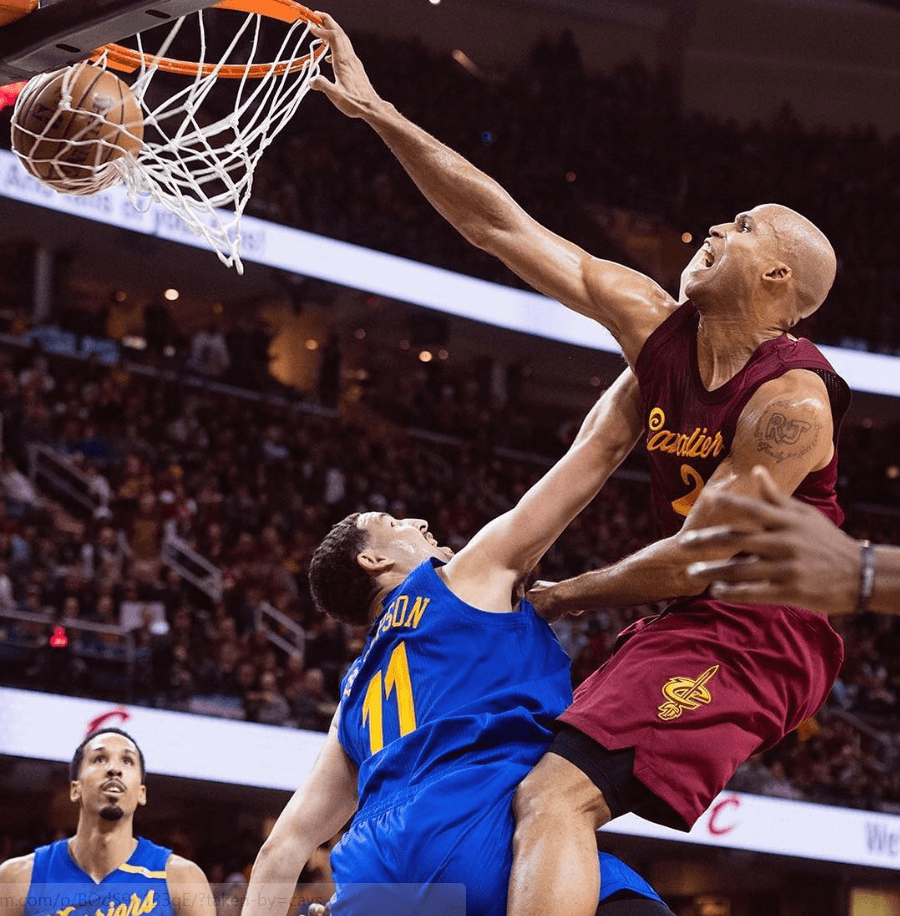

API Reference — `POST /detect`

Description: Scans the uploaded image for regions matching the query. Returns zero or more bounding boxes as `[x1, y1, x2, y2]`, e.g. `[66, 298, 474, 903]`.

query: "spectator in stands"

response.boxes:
[81, 522, 127, 583]
[0, 559, 14, 612]
[84, 462, 114, 519]
[124, 492, 164, 585]
[0, 456, 43, 517]
[289, 668, 337, 733]
[188, 324, 231, 379]
[143, 300, 176, 362]
[243, 670, 292, 726]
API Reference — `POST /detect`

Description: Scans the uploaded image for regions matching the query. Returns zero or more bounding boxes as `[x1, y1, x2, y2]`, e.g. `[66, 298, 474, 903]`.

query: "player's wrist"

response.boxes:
[855, 540, 875, 614]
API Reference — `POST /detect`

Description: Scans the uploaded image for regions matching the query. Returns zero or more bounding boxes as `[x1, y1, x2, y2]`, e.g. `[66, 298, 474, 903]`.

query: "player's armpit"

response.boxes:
[581, 257, 677, 367]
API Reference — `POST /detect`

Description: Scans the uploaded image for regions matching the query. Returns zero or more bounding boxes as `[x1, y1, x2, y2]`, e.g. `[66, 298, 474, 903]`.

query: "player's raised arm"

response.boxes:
[242, 711, 357, 916]
[440, 368, 642, 612]
[308, 14, 674, 366]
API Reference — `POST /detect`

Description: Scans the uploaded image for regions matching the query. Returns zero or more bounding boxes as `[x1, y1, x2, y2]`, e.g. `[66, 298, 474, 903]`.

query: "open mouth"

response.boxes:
[102, 781, 126, 794]
[701, 241, 715, 267]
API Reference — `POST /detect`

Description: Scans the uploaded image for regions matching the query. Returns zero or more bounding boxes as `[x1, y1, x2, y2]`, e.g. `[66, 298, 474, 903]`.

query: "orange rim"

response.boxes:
[91, 0, 326, 77]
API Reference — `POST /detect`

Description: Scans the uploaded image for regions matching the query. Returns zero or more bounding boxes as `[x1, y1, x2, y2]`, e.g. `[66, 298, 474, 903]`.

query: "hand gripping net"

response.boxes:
[28, 1, 325, 273]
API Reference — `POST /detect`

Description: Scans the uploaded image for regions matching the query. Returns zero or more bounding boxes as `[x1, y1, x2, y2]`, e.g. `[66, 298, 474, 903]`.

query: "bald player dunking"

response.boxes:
[306, 15, 851, 916]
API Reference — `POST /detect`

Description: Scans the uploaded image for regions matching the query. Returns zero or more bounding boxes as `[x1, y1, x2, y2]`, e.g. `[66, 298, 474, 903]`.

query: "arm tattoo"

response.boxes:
[753, 400, 823, 464]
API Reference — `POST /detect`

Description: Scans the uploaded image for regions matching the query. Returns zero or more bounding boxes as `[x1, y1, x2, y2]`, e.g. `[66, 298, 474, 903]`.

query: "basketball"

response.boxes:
[10, 61, 144, 194]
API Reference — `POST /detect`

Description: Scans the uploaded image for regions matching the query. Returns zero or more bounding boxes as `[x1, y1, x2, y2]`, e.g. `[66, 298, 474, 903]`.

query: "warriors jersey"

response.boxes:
[332, 558, 665, 914]
[338, 557, 572, 812]
[25, 838, 174, 916]
[635, 300, 850, 538]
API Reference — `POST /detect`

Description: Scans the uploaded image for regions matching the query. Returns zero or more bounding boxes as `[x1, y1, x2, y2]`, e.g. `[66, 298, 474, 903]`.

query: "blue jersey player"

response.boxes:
[242, 370, 676, 916]
[0, 729, 215, 916]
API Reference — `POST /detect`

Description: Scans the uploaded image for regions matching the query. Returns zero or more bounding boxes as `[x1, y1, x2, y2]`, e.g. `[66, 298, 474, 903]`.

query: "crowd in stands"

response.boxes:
[1, 20, 900, 839]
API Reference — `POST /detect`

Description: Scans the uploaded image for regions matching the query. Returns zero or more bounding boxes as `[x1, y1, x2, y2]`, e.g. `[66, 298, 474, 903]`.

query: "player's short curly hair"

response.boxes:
[70, 727, 146, 781]
[309, 513, 377, 626]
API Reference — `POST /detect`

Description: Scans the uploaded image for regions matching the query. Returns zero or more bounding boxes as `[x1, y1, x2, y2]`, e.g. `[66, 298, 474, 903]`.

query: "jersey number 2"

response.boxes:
[361, 641, 418, 754]
[671, 464, 706, 517]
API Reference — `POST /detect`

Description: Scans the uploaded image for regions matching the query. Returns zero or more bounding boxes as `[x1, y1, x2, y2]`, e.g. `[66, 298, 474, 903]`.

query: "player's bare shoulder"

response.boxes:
[165, 854, 215, 916]
[0, 853, 35, 916]
[581, 256, 678, 363]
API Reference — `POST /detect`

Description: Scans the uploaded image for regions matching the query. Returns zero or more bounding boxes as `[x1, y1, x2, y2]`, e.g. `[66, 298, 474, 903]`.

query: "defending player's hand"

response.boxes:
[681, 465, 860, 616]
[307, 905, 330, 916]
[308, 13, 384, 120]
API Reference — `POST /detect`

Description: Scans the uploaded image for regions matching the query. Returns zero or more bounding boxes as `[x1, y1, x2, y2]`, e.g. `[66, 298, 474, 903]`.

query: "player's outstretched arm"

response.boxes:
[241, 712, 357, 916]
[528, 370, 837, 615]
[682, 465, 900, 616]
[308, 14, 673, 365]
[0, 854, 32, 916]
[442, 368, 642, 613]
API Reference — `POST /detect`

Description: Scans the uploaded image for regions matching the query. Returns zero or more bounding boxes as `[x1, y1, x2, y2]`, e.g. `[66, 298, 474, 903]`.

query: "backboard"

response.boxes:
[0, 0, 219, 83]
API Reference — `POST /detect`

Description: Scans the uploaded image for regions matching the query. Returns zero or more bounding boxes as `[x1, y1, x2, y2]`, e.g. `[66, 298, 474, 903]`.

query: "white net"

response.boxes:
[13, 4, 325, 274]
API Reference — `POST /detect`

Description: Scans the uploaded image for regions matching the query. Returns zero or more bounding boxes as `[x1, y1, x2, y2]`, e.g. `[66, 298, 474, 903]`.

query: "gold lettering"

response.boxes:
[403, 597, 430, 629]
[138, 891, 157, 914]
[648, 431, 675, 452]
[647, 417, 726, 461]
[648, 407, 666, 432]
[698, 433, 724, 458]
[391, 595, 408, 627]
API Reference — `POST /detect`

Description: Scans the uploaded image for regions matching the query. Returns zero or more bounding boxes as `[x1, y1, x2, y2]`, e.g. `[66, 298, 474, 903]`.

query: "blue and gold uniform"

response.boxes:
[331, 558, 664, 915]
[25, 838, 174, 916]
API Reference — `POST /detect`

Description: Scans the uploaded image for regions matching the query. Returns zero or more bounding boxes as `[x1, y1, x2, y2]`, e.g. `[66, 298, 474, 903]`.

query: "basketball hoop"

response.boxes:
[19, 0, 328, 273]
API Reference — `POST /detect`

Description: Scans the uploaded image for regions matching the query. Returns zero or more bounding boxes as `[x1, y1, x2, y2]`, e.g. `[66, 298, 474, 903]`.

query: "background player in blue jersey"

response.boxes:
[240, 370, 676, 916]
[0, 728, 215, 916]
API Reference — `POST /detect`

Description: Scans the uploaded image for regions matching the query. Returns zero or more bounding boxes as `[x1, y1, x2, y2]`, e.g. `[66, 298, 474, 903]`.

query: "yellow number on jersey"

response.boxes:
[361, 641, 418, 755]
[671, 464, 706, 518]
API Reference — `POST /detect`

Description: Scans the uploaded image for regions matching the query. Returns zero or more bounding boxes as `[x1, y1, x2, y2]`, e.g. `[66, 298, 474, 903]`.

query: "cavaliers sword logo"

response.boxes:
[657, 665, 720, 720]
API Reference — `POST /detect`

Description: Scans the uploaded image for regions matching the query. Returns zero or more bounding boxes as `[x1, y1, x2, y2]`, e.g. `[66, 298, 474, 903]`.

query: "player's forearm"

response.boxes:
[546, 538, 704, 613]
[242, 841, 310, 916]
[363, 101, 524, 253]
